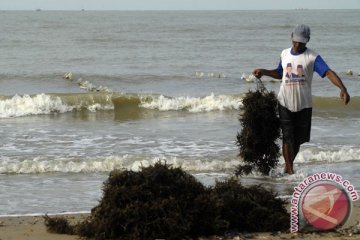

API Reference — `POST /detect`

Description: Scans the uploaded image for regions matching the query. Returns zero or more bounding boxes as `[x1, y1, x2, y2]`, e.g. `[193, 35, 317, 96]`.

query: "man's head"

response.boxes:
[291, 24, 310, 53]
[291, 24, 310, 43]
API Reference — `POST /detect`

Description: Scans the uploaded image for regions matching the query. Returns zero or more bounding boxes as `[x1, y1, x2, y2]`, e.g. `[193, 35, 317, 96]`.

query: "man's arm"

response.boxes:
[325, 69, 350, 104]
[253, 69, 282, 79]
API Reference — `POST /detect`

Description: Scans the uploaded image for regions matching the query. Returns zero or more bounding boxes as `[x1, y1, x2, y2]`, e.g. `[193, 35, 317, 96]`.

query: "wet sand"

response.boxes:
[0, 202, 359, 240]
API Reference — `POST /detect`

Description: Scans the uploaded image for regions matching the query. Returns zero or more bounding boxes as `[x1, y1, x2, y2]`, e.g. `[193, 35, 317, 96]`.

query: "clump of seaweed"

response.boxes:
[236, 89, 281, 175]
[44, 163, 289, 239]
[212, 178, 289, 232]
[43, 215, 74, 235]
[82, 163, 225, 240]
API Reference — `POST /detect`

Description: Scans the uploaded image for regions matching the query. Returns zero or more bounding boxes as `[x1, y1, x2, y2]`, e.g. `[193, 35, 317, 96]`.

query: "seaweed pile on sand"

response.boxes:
[236, 79, 281, 176]
[44, 163, 289, 239]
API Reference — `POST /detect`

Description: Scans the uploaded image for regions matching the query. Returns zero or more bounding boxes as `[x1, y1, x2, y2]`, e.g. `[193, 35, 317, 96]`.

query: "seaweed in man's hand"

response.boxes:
[236, 82, 281, 176]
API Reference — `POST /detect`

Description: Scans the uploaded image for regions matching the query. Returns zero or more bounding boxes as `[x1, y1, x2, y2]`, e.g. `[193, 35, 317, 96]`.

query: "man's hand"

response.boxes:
[340, 89, 350, 105]
[325, 69, 350, 105]
[252, 69, 282, 79]
[252, 69, 264, 78]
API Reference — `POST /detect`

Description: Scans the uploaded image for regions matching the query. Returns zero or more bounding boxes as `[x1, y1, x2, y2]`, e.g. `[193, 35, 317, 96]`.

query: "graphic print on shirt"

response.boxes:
[285, 63, 305, 85]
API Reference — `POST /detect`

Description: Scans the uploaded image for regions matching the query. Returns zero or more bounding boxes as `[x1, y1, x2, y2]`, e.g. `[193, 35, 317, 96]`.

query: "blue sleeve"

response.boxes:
[276, 59, 283, 77]
[314, 55, 330, 78]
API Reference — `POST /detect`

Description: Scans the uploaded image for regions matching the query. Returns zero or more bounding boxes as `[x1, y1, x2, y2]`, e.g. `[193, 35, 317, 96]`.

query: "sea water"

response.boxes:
[0, 10, 359, 215]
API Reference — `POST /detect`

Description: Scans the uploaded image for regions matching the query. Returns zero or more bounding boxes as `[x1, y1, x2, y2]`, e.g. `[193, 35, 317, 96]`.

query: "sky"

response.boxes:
[0, 0, 359, 10]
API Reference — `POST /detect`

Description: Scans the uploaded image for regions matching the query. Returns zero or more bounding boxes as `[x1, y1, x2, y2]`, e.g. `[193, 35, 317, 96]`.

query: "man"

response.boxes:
[253, 24, 350, 174]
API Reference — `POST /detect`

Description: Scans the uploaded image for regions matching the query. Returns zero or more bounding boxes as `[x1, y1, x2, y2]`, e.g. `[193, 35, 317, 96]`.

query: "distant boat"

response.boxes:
[81, 9, 85, 11]
[36, 9, 41, 11]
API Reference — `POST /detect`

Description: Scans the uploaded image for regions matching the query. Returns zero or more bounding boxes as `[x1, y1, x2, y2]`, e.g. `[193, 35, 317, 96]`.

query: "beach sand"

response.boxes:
[0, 202, 359, 240]
[0, 214, 87, 240]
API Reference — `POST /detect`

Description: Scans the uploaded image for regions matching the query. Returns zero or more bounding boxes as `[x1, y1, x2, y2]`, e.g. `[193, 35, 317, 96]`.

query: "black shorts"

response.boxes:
[278, 104, 312, 146]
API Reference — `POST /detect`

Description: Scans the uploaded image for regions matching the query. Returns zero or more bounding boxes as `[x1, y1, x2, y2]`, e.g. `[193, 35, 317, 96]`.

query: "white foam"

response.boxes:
[1, 145, 358, 175]
[87, 103, 113, 112]
[0, 211, 90, 218]
[77, 78, 113, 93]
[195, 71, 226, 78]
[140, 93, 242, 112]
[0, 155, 241, 174]
[296, 145, 360, 163]
[0, 94, 73, 118]
[0, 94, 116, 118]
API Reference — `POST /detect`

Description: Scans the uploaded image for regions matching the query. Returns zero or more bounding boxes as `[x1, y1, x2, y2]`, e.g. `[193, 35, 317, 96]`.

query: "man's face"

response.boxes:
[292, 41, 307, 53]
[291, 33, 307, 53]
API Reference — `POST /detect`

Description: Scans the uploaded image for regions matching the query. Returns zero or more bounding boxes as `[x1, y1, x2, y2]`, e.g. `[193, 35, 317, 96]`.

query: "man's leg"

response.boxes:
[278, 104, 308, 175]
[291, 144, 300, 169]
[283, 143, 300, 174]
[285, 107, 311, 174]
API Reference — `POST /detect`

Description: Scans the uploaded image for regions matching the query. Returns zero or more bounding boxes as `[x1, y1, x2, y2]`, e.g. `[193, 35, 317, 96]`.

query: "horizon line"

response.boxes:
[1, 8, 359, 11]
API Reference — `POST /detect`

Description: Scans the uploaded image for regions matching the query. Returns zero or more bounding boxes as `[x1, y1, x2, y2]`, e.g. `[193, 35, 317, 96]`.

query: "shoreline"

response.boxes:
[0, 201, 359, 240]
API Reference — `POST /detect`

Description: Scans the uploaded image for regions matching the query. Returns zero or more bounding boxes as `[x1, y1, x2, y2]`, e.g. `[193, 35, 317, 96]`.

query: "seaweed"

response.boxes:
[236, 89, 281, 175]
[212, 178, 289, 232]
[85, 163, 213, 240]
[44, 163, 289, 239]
[43, 215, 74, 235]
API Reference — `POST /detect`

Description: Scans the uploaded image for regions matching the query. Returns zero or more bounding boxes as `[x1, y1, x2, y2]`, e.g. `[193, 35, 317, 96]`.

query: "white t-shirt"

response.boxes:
[277, 47, 329, 112]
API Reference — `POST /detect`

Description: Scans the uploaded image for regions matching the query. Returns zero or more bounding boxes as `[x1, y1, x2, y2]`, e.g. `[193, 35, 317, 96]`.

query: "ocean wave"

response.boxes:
[1, 145, 359, 174]
[313, 96, 360, 117]
[297, 145, 360, 163]
[0, 155, 241, 174]
[0, 94, 73, 118]
[0, 93, 114, 118]
[139, 93, 242, 112]
[0, 93, 243, 118]
[0, 93, 359, 118]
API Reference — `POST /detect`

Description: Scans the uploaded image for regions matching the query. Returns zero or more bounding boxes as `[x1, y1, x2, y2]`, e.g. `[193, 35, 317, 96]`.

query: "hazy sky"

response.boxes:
[1, 0, 359, 10]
